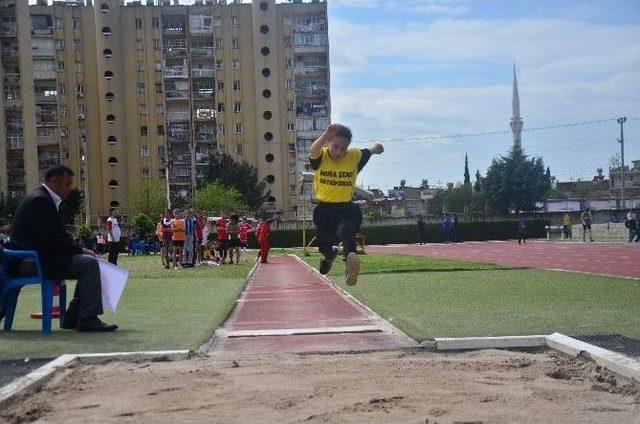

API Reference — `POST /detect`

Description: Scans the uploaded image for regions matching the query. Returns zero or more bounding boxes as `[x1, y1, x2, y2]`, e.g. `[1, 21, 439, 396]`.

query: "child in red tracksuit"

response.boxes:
[256, 218, 272, 263]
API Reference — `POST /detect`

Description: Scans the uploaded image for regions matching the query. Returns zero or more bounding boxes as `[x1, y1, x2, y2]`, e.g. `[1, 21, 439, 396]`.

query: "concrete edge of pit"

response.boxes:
[0, 349, 190, 409]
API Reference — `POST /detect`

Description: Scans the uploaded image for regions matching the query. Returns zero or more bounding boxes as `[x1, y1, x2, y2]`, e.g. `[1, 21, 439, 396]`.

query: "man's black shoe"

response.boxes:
[319, 247, 339, 275]
[77, 317, 118, 332]
[60, 318, 77, 330]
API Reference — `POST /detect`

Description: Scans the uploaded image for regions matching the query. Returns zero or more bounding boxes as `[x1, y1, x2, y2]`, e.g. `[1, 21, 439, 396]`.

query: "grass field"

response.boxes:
[0, 256, 252, 360]
[298, 252, 640, 341]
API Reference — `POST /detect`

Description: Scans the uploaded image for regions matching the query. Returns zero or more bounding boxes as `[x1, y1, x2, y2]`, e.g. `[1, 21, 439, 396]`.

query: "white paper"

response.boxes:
[98, 259, 129, 313]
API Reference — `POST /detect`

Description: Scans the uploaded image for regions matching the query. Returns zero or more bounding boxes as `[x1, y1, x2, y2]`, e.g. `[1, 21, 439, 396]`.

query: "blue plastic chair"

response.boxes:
[1, 249, 66, 334]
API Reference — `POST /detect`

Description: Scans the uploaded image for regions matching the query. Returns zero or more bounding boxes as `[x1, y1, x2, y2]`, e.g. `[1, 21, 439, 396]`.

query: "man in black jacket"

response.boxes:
[7, 166, 117, 332]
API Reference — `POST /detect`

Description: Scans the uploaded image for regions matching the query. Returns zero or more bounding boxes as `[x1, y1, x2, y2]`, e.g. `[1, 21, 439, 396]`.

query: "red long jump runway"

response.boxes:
[211, 255, 415, 354]
[368, 241, 640, 280]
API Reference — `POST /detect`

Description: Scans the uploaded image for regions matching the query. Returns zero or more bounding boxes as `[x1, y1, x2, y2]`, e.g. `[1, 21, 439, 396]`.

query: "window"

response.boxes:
[284, 36, 291, 47]
[260, 25, 269, 34]
[232, 60, 240, 69]
[236, 144, 243, 155]
[217, 81, 224, 92]
[286, 58, 293, 69]
[286, 101, 294, 111]
[77, 84, 84, 95]
[60, 127, 68, 137]
[288, 122, 295, 131]
[135, 18, 143, 29]
[77, 104, 85, 115]
[136, 39, 144, 50]
[55, 17, 62, 29]
[230, 17, 238, 28]
[75, 62, 83, 73]
[155, 83, 163, 93]
[265, 175, 275, 184]
[56, 40, 64, 50]
[234, 102, 241, 113]
[57, 84, 65, 95]
[141, 168, 149, 179]
[265, 153, 274, 162]
[154, 61, 162, 71]
[213, 17, 221, 28]
[215, 60, 223, 69]
[217, 124, 225, 134]
[138, 82, 146, 92]
[73, 18, 80, 29]
[283, 16, 292, 27]
[262, 68, 271, 77]
[263, 111, 272, 120]
[261, 46, 270, 56]
[286, 79, 293, 90]
[136, 61, 144, 71]
[264, 132, 273, 141]
[153, 38, 160, 50]
[235, 123, 242, 133]
[108, 136, 117, 145]
[233, 80, 241, 91]
[140, 146, 149, 157]
[217, 103, 225, 113]
[157, 125, 165, 136]
[57, 61, 65, 72]
[262, 89, 271, 98]
[74, 40, 82, 51]
[139, 104, 147, 115]
[103, 48, 113, 58]
[215, 38, 223, 49]
[152, 17, 160, 28]
[141, 125, 148, 136]
[105, 70, 114, 79]
[59, 105, 67, 116]
[232, 38, 239, 49]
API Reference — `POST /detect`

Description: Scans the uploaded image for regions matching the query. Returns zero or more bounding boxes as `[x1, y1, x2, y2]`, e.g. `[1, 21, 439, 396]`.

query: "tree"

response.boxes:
[463, 153, 471, 187]
[427, 184, 475, 216]
[473, 169, 482, 193]
[131, 213, 156, 237]
[128, 180, 167, 219]
[482, 146, 551, 214]
[193, 181, 249, 214]
[205, 154, 269, 212]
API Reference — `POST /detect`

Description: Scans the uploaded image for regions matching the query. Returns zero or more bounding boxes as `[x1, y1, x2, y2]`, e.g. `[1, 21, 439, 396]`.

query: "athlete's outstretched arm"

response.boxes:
[309, 124, 340, 159]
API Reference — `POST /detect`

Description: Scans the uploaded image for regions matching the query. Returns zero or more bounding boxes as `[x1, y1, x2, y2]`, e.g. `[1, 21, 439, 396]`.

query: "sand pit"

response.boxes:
[2, 349, 638, 423]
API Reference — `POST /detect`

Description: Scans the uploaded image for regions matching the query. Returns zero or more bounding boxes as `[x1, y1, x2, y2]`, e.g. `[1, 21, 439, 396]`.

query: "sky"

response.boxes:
[31, 0, 640, 192]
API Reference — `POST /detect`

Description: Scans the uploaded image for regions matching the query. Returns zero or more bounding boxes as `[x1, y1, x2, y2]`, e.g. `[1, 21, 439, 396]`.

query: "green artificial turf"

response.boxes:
[298, 253, 640, 341]
[0, 255, 252, 360]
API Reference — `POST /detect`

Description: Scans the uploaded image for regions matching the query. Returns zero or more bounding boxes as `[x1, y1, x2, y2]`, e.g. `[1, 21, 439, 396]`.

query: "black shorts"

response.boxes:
[238, 241, 248, 248]
[228, 239, 240, 248]
[582, 223, 591, 230]
[217, 239, 228, 251]
[172, 240, 184, 247]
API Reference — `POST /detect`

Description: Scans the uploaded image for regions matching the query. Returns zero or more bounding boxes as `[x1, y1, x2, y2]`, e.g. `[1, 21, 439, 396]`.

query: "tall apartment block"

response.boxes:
[0, 0, 329, 223]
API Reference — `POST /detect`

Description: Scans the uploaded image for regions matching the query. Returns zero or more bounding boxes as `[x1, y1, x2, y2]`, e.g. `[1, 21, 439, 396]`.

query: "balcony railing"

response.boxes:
[36, 113, 58, 125]
[165, 90, 189, 100]
[191, 69, 215, 78]
[295, 87, 328, 97]
[190, 48, 214, 58]
[166, 111, 190, 121]
[190, 26, 214, 35]
[163, 66, 189, 78]
[7, 135, 23, 149]
[193, 90, 214, 99]
[163, 47, 186, 58]
[162, 26, 185, 35]
[32, 49, 55, 58]
[35, 93, 57, 103]
[31, 28, 53, 36]
[0, 24, 17, 36]
[294, 66, 327, 75]
[1, 50, 18, 59]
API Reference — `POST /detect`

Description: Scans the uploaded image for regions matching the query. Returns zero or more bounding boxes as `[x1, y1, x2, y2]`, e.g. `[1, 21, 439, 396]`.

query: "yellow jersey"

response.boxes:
[310, 147, 370, 203]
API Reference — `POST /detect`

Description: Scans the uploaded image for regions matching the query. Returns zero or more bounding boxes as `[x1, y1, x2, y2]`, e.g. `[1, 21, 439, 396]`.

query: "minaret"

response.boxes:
[510, 65, 523, 148]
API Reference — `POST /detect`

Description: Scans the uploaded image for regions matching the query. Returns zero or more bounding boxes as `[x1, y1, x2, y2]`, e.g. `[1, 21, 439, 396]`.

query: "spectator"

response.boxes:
[442, 215, 453, 243]
[416, 216, 427, 245]
[562, 213, 573, 239]
[196, 212, 209, 265]
[516, 217, 527, 245]
[171, 210, 185, 269]
[256, 216, 272, 264]
[238, 216, 255, 263]
[452, 214, 459, 242]
[625, 209, 638, 243]
[216, 212, 230, 264]
[227, 214, 241, 264]
[105, 208, 121, 265]
[7, 165, 117, 332]
[160, 210, 173, 269]
[182, 209, 197, 268]
[580, 208, 594, 242]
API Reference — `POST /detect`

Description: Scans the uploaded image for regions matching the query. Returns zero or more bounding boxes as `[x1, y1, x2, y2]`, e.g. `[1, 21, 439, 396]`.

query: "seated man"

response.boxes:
[6, 166, 117, 332]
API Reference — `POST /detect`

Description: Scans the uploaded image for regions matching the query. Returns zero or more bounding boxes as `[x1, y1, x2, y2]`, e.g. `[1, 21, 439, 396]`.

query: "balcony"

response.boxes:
[170, 176, 191, 185]
[193, 90, 214, 100]
[0, 24, 17, 36]
[35, 93, 57, 103]
[293, 44, 327, 54]
[1, 50, 18, 60]
[7, 135, 23, 149]
[190, 26, 214, 35]
[162, 25, 185, 36]
[38, 156, 61, 167]
[166, 111, 190, 121]
[164, 66, 188, 79]
[293, 22, 326, 33]
[164, 47, 186, 58]
[195, 133, 215, 143]
[32, 48, 55, 58]
[31, 28, 53, 37]
[294, 65, 327, 76]
[191, 69, 215, 78]
[193, 108, 215, 121]
[4, 91, 20, 107]
[36, 113, 58, 126]
[295, 86, 328, 98]
[190, 47, 214, 58]
[165, 90, 189, 100]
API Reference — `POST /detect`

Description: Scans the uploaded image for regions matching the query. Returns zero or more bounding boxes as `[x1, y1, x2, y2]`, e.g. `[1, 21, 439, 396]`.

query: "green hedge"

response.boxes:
[247, 219, 549, 248]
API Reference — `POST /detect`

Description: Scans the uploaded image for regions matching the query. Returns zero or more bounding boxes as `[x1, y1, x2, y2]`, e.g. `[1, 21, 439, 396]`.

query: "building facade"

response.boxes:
[0, 0, 329, 223]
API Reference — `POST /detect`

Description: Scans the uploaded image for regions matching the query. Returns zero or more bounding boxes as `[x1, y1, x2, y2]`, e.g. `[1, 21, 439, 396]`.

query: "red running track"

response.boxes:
[368, 241, 640, 280]
[211, 255, 415, 354]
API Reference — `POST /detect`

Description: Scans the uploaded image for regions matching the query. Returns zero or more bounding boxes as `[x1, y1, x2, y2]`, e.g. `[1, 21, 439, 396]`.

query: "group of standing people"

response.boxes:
[625, 208, 640, 243]
[155, 210, 273, 269]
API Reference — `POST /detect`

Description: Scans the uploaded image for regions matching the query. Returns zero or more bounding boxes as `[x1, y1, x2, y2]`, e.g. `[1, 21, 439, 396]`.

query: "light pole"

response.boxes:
[160, 153, 171, 210]
[81, 135, 90, 227]
[617, 117, 627, 210]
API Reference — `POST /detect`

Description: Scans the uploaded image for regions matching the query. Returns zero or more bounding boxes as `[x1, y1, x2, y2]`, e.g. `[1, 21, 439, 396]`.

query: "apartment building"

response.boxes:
[0, 0, 329, 223]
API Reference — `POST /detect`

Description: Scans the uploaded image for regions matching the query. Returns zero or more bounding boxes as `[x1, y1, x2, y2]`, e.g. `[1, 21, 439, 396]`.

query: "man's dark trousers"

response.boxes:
[108, 241, 119, 265]
[64, 254, 103, 323]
